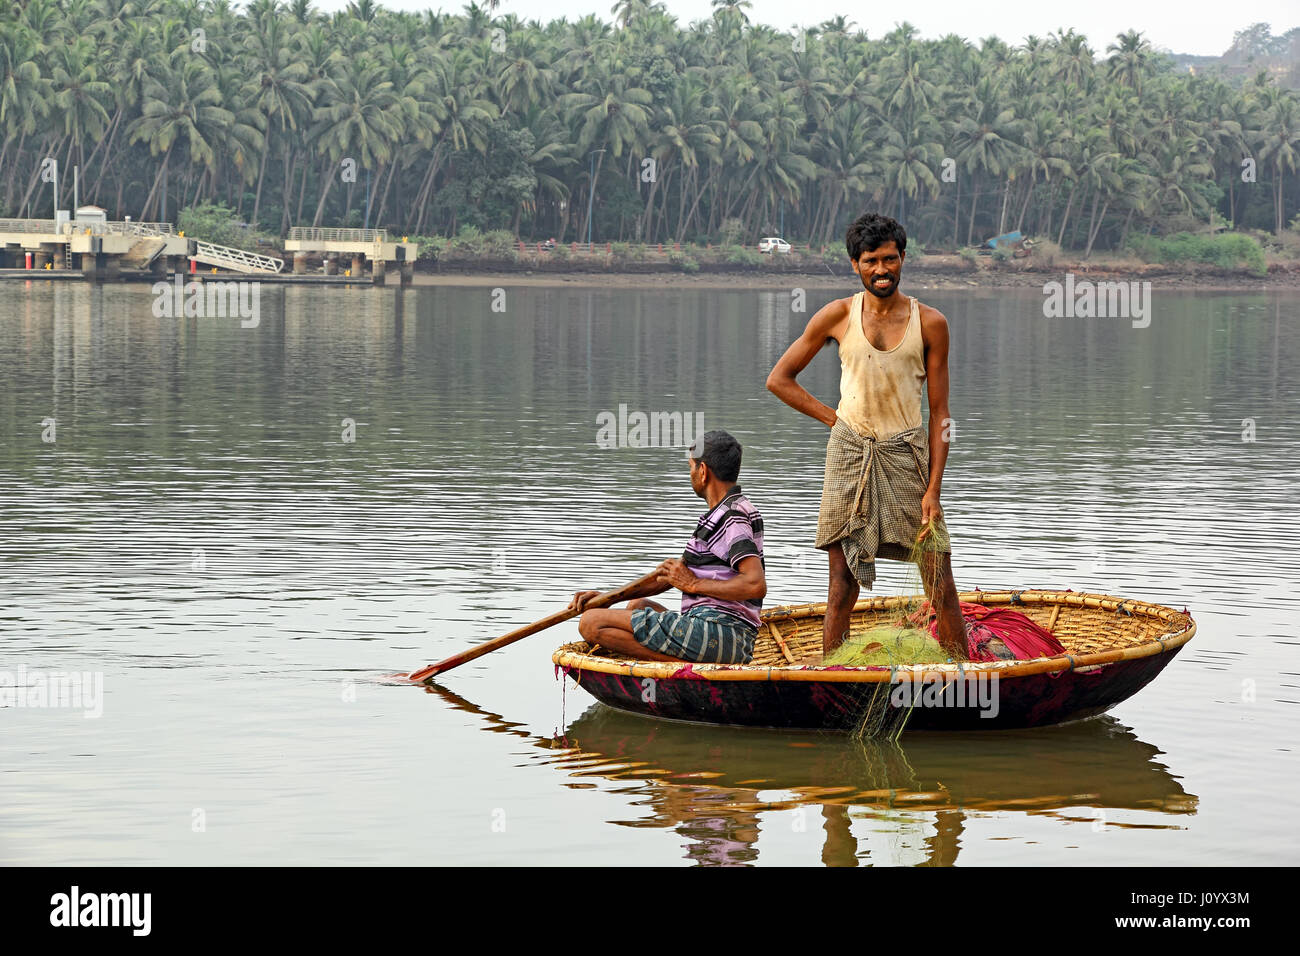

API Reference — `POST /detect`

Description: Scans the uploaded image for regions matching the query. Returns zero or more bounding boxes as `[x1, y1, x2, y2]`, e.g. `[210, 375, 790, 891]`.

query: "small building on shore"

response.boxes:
[75, 205, 108, 227]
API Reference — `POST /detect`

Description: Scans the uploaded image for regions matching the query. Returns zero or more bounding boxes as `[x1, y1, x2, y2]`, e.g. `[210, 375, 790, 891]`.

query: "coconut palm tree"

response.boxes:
[243, 7, 315, 225]
[306, 54, 400, 225]
[127, 56, 233, 220]
[1256, 94, 1300, 234]
[1106, 30, 1153, 96]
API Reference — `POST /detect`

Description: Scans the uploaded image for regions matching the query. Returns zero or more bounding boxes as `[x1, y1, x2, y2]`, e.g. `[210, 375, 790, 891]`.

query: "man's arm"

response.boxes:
[920, 305, 952, 530]
[765, 298, 850, 428]
[657, 556, 766, 603]
[568, 576, 671, 612]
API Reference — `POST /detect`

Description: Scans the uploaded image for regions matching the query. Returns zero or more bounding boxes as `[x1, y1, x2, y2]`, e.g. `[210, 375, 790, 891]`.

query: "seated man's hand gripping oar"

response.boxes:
[571, 429, 768, 666]
[571, 555, 766, 663]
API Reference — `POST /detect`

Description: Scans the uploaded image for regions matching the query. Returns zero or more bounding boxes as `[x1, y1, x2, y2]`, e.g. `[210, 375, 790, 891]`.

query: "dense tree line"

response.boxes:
[2, 0, 1298, 251]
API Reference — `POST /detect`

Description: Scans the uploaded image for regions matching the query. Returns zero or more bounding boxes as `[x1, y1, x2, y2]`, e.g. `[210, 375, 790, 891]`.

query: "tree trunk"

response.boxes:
[1117, 206, 1135, 251]
[1083, 189, 1100, 257]
[1084, 197, 1110, 258]
[6, 130, 28, 210]
[372, 161, 397, 227]
[311, 156, 335, 227]
[138, 146, 174, 221]
[640, 161, 663, 241]
[965, 181, 980, 246]
[1015, 175, 1035, 232]
[295, 155, 310, 225]
[1056, 183, 1077, 247]
[951, 174, 961, 247]
[579, 149, 606, 244]
[679, 166, 708, 242]
[81, 108, 120, 179]
[1276, 172, 1285, 236]
[252, 131, 271, 227]
[280, 147, 295, 233]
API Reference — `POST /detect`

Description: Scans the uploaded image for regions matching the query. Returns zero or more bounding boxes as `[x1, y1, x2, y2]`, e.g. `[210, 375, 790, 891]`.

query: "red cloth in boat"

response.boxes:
[911, 601, 1067, 661]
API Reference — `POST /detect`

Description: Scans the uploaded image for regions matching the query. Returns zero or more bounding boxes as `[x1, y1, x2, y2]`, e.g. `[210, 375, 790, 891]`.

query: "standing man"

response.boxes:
[766, 212, 967, 660]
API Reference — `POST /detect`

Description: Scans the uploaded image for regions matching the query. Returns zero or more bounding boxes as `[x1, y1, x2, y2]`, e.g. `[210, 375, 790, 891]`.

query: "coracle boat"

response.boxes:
[553, 589, 1195, 732]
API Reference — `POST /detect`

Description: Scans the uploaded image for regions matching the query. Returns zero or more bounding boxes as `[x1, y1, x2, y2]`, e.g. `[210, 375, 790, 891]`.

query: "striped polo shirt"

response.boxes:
[681, 484, 764, 629]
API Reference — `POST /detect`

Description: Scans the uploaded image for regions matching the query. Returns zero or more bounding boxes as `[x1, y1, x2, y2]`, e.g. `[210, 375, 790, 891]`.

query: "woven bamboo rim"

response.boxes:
[552, 589, 1195, 684]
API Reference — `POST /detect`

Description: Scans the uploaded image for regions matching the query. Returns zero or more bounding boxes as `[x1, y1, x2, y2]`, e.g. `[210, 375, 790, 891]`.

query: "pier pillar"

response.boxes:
[351, 255, 365, 278]
[324, 254, 338, 276]
[53, 244, 67, 270]
[33, 250, 50, 270]
[293, 252, 308, 275]
[400, 261, 414, 286]
[372, 258, 387, 284]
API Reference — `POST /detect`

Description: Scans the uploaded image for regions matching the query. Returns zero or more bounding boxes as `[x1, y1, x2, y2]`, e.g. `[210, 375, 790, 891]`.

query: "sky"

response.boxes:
[310, 0, 1297, 58]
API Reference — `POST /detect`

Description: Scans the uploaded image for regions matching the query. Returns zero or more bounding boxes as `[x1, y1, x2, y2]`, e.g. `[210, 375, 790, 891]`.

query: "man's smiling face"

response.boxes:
[853, 241, 905, 299]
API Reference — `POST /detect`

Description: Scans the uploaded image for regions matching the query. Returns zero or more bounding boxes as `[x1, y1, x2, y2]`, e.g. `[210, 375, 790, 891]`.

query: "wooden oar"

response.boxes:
[406, 570, 660, 683]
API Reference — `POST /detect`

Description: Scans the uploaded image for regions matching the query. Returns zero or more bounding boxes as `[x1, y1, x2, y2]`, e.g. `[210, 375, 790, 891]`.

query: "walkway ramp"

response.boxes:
[192, 240, 284, 274]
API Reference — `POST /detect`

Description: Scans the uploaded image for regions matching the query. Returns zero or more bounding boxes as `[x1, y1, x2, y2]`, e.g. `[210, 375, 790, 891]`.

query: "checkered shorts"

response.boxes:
[630, 606, 756, 664]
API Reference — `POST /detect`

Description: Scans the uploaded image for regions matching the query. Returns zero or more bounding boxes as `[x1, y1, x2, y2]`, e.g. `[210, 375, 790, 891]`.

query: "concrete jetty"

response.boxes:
[0, 211, 418, 284]
[283, 227, 418, 285]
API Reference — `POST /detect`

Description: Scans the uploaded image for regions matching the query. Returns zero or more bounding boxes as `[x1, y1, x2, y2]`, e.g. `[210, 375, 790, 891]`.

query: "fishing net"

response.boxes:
[827, 522, 944, 669]
[837, 524, 1066, 739]
[852, 682, 915, 743]
[838, 522, 947, 741]
[820, 625, 947, 667]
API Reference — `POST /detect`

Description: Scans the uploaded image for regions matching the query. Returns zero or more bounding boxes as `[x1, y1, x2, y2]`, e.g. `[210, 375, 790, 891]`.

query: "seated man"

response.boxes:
[569, 429, 766, 664]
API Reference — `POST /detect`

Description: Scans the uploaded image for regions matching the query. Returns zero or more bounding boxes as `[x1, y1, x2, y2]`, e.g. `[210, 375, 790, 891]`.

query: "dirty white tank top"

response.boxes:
[834, 293, 925, 441]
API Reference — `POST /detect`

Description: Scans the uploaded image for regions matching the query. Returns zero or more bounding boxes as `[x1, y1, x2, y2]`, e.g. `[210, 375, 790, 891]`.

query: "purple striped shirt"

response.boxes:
[680, 485, 764, 629]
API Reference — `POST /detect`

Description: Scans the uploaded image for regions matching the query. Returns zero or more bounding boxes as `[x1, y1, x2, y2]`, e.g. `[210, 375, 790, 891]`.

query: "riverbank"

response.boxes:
[414, 258, 1300, 291]
[5, 253, 1298, 290]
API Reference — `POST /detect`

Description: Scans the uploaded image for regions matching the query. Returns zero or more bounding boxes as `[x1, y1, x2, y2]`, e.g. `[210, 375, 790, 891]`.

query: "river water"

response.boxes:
[1, 279, 1295, 865]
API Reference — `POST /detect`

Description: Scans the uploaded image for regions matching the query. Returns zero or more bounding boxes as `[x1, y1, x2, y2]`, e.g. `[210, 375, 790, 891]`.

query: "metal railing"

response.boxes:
[193, 240, 284, 274]
[0, 218, 59, 234]
[1, 218, 177, 237]
[288, 226, 387, 243]
[99, 221, 175, 236]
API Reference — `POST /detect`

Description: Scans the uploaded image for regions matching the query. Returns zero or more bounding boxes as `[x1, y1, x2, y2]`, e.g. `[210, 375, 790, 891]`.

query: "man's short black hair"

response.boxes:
[845, 212, 907, 261]
[694, 429, 742, 483]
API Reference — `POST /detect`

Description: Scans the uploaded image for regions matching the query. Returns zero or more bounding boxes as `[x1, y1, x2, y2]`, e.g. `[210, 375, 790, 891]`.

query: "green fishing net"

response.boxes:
[839, 522, 952, 741]
[820, 624, 948, 667]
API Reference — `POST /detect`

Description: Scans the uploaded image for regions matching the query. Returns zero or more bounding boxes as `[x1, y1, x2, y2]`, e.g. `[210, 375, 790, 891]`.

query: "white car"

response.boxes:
[758, 237, 792, 254]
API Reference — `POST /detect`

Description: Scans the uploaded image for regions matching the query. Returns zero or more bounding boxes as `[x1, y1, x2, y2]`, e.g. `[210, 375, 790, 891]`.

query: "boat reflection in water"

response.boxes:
[423, 684, 1197, 866]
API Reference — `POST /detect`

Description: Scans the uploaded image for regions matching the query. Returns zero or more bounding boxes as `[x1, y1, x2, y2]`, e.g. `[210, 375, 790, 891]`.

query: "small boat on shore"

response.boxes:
[553, 589, 1195, 733]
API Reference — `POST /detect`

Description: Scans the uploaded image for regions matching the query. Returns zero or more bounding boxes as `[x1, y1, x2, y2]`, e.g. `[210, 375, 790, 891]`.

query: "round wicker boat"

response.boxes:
[552, 589, 1195, 732]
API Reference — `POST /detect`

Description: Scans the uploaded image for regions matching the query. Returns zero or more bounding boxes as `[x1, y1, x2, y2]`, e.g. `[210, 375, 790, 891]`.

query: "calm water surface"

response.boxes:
[1, 280, 1296, 865]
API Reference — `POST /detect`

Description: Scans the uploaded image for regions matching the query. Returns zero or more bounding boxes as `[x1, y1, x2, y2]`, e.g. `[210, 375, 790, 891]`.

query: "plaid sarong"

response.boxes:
[630, 606, 756, 664]
[814, 418, 951, 588]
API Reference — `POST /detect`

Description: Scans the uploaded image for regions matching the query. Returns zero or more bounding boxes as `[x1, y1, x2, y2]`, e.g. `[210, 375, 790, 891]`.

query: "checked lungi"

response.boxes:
[814, 418, 951, 588]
